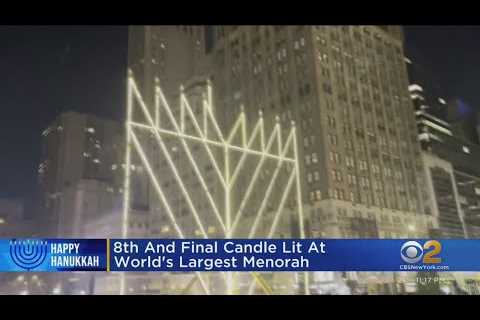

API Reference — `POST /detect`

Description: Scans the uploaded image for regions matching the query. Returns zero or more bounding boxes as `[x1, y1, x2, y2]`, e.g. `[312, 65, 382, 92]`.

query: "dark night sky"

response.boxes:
[0, 26, 479, 206]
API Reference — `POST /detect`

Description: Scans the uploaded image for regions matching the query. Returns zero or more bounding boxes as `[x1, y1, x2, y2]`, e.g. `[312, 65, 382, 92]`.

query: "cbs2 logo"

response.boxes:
[400, 240, 442, 264]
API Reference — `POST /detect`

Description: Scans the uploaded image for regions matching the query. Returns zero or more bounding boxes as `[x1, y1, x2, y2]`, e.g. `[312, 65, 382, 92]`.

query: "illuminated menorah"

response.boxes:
[121, 70, 309, 295]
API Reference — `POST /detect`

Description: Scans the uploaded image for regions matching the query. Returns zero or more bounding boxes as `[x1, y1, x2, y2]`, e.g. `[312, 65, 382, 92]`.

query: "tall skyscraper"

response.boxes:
[128, 26, 209, 106]
[406, 56, 480, 238]
[38, 111, 126, 236]
[207, 26, 432, 238]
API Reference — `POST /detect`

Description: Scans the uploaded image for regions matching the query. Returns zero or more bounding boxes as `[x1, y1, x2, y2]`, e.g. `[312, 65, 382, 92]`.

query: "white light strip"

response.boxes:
[130, 131, 184, 237]
[129, 122, 296, 162]
[268, 169, 297, 238]
[229, 124, 281, 236]
[246, 169, 297, 294]
[248, 129, 294, 238]
[130, 130, 210, 294]
[292, 125, 310, 295]
[155, 78, 160, 128]
[134, 86, 209, 239]
[203, 92, 225, 143]
[183, 93, 227, 186]
[227, 110, 245, 143]
[229, 116, 264, 188]
[153, 86, 226, 233]
[241, 108, 247, 148]
[120, 71, 134, 296]
[277, 117, 283, 157]
[154, 77, 227, 187]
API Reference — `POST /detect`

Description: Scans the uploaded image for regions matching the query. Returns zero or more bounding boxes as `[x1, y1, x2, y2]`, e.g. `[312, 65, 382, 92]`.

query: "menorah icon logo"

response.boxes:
[10, 239, 48, 271]
[122, 70, 309, 295]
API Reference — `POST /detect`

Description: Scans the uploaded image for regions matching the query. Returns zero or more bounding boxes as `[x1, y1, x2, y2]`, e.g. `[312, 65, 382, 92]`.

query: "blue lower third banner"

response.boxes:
[1, 239, 480, 272]
[0, 239, 107, 272]
[110, 239, 479, 272]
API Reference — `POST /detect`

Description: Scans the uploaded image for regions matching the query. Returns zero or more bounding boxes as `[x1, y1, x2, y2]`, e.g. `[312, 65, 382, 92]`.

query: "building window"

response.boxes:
[333, 170, 342, 182]
[327, 116, 336, 128]
[328, 134, 337, 146]
[349, 191, 355, 202]
[304, 137, 309, 148]
[347, 174, 357, 185]
[346, 156, 354, 168]
[305, 155, 311, 165]
[329, 151, 340, 164]
[359, 160, 368, 171]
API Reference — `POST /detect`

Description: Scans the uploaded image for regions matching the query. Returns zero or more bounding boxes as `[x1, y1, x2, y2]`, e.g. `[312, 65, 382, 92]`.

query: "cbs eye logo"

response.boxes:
[400, 240, 442, 264]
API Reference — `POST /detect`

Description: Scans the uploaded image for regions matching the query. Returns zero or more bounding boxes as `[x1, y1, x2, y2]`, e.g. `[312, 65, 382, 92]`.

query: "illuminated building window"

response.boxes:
[333, 170, 342, 182]
[333, 189, 339, 199]
[330, 151, 340, 164]
[346, 156, 354, 168]
[305, 155, 311, 165]
[359, 160, 367, 171]
[307, 173, 313, 183]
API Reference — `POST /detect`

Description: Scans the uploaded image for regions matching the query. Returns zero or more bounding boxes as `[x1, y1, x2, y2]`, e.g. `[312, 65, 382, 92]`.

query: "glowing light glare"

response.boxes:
[123, 72, 308, 295]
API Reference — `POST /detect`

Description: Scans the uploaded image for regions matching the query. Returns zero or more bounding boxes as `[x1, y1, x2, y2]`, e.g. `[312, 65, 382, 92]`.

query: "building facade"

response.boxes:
[407, 55, 480, 239]
[208, 26, 432, 238]
[39, 111, 128, 237]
